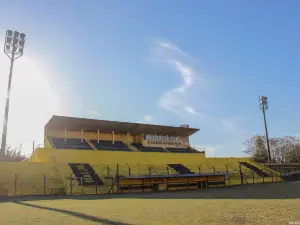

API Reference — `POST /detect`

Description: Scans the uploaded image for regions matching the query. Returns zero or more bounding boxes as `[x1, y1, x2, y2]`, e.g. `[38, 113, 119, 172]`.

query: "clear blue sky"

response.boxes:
[0, 1, 300, 156]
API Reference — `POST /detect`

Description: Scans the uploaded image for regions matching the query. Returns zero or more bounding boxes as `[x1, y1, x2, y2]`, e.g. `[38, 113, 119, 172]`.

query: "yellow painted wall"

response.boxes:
[47, 129, 134, 144]
[142, 140, 189, 148]
[30, 148, 206, 164]
[44, 136, 52, 148]
[0, 162, 65, 196]
[46, 129, 191, 148]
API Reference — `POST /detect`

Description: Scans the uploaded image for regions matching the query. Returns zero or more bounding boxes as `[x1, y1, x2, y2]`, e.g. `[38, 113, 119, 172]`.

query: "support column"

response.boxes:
[112, 131, 115, 144]
[127, 132, 130, 145]
[81, 129, 84, 142]
[97, 130, 99, 143]
[64, 128, 67, 142]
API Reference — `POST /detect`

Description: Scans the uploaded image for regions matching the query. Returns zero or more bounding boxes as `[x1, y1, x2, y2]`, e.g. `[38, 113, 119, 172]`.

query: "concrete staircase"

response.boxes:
[239, 162, 269, 177]
[128, 144, 138, 152]
[168, 164, 194, 174]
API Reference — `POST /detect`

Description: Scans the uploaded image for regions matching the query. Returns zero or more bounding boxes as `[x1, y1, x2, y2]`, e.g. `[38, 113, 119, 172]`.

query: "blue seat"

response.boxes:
[51, 137, 92, 150]
[90, 140, 131, 152]
[132, 143, 166, 152]
[167, 148, 200, 153]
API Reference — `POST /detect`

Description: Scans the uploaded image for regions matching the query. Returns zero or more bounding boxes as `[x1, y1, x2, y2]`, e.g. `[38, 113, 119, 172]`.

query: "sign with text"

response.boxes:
[147, 140, 182, 146]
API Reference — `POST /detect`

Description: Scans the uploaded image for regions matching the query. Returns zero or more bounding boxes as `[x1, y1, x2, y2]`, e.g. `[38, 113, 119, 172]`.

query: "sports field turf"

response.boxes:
[0, 182, 300, 225]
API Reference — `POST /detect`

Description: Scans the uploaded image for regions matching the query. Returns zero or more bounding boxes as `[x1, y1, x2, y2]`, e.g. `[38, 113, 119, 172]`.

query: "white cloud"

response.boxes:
[193, 145, 224, 157]
[137, 115, 154, 124]
[87, 110, 102, 118]
[144, 115, 152, 122]
[184, 106, 200, 115]
[158, 89, 182, 114]
[154, 40, 199, 115]
[159, 41, 199, 63]
[168, 60, 194, 90]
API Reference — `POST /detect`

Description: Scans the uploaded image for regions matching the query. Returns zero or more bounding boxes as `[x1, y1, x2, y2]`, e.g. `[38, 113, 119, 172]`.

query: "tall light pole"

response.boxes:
[259, 96, 271, 164]
[0, 30, 26, 154]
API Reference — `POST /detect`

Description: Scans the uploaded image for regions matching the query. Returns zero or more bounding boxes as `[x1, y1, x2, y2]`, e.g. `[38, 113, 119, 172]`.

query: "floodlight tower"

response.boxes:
[259, 96, 271, 164]
[0, 30, 26, 154]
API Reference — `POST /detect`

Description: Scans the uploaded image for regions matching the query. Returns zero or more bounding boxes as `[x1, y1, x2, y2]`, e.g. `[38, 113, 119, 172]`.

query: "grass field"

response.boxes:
[0, 182, 300, 225]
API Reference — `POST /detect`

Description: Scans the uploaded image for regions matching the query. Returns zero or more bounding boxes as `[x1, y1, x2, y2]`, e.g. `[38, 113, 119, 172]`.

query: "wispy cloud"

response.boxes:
[150, 39, 244, 152]
[87, 110, 102, 118]
[137, 115, 154, 124]
[192, 145, 224, 157]
[184, 106, 200, 115]
[143, 115, 152, 122]
[154, 40, 199, 115]
[159, 41, 199, 63]
[221, 117, 243, 133]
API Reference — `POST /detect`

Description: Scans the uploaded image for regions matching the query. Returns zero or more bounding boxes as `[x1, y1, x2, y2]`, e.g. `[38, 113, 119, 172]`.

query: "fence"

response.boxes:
[0, 169, 283, 197]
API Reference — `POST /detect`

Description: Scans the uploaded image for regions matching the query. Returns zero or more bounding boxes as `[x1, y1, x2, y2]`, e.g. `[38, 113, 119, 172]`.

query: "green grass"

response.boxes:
[1, 182, 300, 225]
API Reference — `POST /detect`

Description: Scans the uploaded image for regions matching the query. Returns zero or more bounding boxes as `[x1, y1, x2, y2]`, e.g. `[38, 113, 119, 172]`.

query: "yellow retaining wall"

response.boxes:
[29, 148, 206, 164]
[0, 159, 280, 196]
[0, 162, 65, 196]
[0, 148, 277, 197]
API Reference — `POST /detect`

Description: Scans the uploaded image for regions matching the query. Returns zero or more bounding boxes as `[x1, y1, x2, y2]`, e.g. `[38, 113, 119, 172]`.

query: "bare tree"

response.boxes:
[0, 144, 28, 162]
[244, 135, 300, 163]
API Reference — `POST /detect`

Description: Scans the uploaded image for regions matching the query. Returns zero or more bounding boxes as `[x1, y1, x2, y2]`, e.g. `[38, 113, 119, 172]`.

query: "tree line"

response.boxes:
[0, 145, 27, 161]
[244, 135, 300, 163]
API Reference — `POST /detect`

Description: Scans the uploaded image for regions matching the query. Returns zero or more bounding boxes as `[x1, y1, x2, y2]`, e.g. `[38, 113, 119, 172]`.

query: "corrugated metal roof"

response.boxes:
[45, 115, 199, 136]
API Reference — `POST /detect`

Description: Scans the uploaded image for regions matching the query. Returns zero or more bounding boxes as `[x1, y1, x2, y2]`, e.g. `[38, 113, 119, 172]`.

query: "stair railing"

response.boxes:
[224, 164, 229, 173]
[197, 165, 201, 174]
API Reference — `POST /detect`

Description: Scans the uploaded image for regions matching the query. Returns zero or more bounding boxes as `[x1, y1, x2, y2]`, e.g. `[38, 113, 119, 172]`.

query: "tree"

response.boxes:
[244, 135, 300, 163]
[0, 144, 28, 162]
[244, 135, 269, 163]
[254, 136, 269, 163]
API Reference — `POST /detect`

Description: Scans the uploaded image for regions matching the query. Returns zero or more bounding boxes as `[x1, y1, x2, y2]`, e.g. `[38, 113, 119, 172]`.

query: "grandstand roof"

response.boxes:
[45, 115, 199, 136]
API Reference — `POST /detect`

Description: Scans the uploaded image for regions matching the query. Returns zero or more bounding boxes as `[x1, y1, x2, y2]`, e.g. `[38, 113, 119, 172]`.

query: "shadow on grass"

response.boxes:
[2, 182, 300, 202]
[13, 201, 131, 225]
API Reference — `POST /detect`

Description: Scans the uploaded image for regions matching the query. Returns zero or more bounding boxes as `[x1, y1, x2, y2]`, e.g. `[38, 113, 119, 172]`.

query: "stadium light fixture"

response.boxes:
[259, 96, 271, 164]
[1, 30, 26, 154]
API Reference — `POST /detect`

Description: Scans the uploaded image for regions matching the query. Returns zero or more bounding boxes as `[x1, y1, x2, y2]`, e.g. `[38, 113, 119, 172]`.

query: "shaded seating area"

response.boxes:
[166, 148, 200, 153]
[91, 140, 131, 151]
[132, 143, 166, 152]
[51, 137, 92, 150]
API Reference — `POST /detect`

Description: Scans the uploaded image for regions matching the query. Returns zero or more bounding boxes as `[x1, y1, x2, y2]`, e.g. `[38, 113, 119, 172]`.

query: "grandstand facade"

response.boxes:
[0, 115, 280, 196]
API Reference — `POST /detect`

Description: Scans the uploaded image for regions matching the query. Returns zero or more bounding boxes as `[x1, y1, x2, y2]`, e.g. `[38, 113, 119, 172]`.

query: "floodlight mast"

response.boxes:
[259, 96, 272, 164]
[0, 30, 25, 154]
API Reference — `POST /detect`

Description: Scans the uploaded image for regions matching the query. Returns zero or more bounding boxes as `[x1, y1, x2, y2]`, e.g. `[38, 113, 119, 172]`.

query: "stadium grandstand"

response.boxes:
[0, 115, 280, 196]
